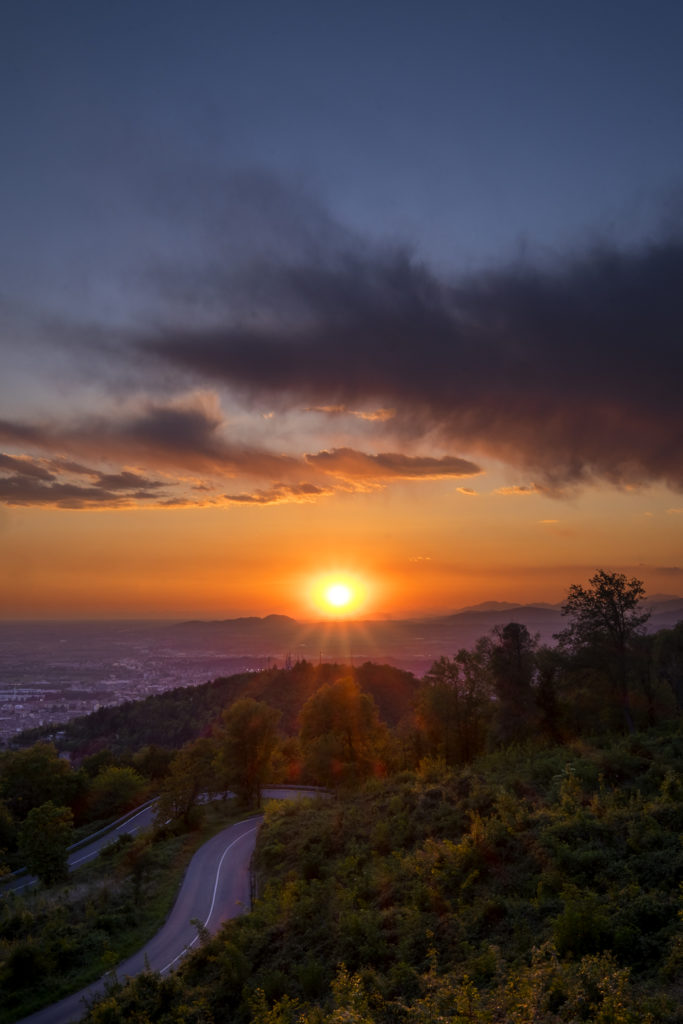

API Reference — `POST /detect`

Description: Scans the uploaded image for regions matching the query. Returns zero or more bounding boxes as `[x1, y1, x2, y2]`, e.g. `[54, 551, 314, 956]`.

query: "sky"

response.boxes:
[1, 0, 682, 620]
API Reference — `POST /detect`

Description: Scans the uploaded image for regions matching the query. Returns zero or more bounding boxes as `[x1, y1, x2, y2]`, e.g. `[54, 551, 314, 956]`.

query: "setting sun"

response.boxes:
[309, 573, 368, 618]
[326, 583, 352, 608]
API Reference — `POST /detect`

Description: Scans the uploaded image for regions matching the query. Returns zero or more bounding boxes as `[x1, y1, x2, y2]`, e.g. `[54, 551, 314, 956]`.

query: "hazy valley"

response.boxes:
[2, 596, 682, 743]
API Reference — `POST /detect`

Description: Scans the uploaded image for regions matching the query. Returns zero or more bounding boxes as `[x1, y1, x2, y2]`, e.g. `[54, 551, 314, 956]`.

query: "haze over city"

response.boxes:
[2, 1, 682, 621]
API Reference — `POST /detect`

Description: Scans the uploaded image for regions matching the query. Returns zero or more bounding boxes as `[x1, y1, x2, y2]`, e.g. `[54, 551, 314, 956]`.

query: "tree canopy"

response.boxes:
[214, 699, 281, 808]
[556, 570, 650, 732]
[17, 801, 73, 886]
[300, 677, 387, 788]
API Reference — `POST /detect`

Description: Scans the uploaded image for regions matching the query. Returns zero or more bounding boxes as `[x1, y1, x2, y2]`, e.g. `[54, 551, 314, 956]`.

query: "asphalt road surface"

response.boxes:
[13, 788, 322, 1024]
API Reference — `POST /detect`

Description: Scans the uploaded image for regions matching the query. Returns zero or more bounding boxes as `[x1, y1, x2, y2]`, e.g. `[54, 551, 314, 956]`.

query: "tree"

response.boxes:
[418, 643, 491, 765]
[0, 798, 15, 875]
[0, 742, 80, 820]
[155, 737, 217, 830]
[18, 801, 73, 886]
[555, 570, 649, 732]
[488, 622, 539, 745]
[80, 748, 121, 778]
[653, 621, 683, 713]
[0, 797, 16, 851]
[299, 677, 386, 789]
[214, 699, 281, 808]
[132, 744, 175, 781]
[534, 644, 565, 743]
[87, 765, 147, 821]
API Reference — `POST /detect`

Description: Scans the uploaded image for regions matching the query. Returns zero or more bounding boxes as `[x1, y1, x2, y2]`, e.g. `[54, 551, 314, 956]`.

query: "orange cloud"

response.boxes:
[494, 484, 542, 496]
[306, 448, 480, 480]
[223, 482, 334, 505]
[305, 405, 396, 422]
[0, 402, 481, 508]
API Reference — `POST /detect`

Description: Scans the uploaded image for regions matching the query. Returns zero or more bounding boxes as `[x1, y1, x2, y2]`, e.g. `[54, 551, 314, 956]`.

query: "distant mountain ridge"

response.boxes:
[178, 613, 299, 626]
[454, 600, 561, 613]
[162, 596, 683, 676]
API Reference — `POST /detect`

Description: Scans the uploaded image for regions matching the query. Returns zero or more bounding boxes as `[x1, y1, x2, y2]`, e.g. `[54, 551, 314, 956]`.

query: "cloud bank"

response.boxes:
[142, 230, 683, 493]
[3, 178, 682, 508]
[0, 401, 479, 508]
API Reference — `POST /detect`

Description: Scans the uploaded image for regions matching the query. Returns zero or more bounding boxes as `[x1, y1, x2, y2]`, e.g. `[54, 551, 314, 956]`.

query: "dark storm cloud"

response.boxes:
[144, 235, 683, 491]
[0, 475, 160, 509]
[0, 453, 169, 508]
[0, 419, 44, 446]
[93, 470, 165, 491]
[305, 448, 480, 480]
[110, 402, 310, 479]
[0, 402, 304, 482]
[120, 404, 225, 453]
[0, 453, 55, 480]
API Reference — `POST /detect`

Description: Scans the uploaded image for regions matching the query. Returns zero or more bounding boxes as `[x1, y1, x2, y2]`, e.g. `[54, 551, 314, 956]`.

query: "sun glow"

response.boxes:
[326, 583, 352, 608]
[310, 573, 368, 618]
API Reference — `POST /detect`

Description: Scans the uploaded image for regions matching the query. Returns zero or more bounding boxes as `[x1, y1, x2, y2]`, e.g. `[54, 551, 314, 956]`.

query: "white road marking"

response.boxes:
[158, 823, 260, 975]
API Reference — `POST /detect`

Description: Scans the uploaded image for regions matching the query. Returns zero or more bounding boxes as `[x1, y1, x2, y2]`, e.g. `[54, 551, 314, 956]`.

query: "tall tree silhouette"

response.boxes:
[556, 570, 649, 733]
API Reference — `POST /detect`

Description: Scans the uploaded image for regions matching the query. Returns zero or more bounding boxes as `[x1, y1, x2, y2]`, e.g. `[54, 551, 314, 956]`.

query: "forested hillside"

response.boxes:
[12, 660, 419, 756]
[79, 726, 683, 1023]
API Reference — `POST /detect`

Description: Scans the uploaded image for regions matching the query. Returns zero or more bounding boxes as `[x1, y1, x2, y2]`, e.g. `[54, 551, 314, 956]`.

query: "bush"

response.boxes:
[553, 889, 612, 957]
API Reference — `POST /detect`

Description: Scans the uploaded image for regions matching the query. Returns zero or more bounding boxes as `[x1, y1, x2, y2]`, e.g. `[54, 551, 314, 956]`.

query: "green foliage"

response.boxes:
[77, 723, 683, 1024]
[17, 801, 74, 886]
[0, 742, 82, 820]
[300, 677, 388, 789]
[0, 802, 239, 1022]
[417, 646, 490, 766]
[557, 571, 650, 653]
[155, 737, 218, 829]
[654, 622, 683, 712]
[87, 765, 148, 820]
[0, 798, 16, 860]
[553, 888, 612, 957]
[214, 698, 281, 808]
[14, 662, 419, 763]
[132, 744, 175, 780]
[489, 622, 539, 745]
[3, 573, 683, 1023]
[556, 570, 650, 733]
[82, 970, 211, 1024]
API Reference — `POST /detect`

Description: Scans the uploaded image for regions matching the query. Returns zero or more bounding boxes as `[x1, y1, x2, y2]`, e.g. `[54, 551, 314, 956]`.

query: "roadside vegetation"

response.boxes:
[79, 725, 683, 1023]
[0, 571, 681, 1021]
[0, 801, 246, 1023]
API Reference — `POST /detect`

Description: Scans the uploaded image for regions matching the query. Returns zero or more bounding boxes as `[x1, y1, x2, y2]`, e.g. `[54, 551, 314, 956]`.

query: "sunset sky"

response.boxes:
[1, 1, 682, 620]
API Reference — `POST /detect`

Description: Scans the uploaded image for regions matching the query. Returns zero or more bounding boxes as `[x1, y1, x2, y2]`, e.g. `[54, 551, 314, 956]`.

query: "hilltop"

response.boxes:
[14, 660, 419, 757]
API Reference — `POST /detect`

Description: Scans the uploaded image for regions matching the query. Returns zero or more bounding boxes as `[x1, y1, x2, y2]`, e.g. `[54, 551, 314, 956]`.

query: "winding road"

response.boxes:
[13, 788, 320, 1024]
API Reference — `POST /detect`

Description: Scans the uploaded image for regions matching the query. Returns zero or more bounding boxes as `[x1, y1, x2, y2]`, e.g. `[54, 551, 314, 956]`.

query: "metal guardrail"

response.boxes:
[2, 797, 159, 883]
[66, 797, 159, 852]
